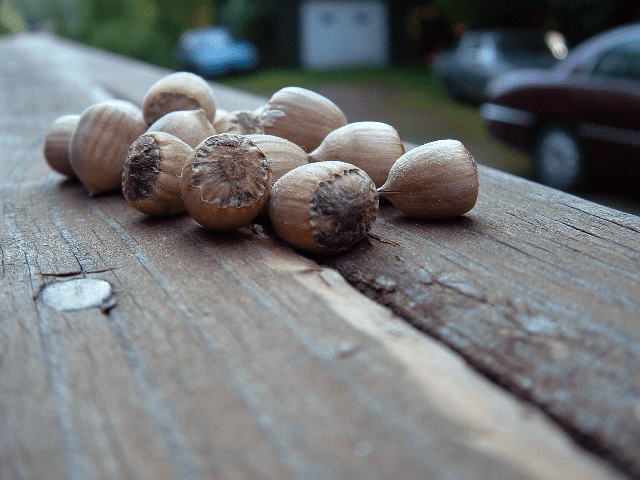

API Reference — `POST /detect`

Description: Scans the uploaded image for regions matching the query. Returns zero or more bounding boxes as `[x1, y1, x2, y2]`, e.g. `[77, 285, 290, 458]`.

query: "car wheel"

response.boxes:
[534, 126, 584, 190]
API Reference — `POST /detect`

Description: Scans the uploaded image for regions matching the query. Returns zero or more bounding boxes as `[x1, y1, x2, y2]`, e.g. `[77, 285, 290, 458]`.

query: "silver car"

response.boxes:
[433, 29, 566, 103]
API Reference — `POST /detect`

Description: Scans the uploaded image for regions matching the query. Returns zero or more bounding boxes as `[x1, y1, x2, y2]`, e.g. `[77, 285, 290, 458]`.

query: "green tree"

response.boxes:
[3, 0, 218, 69]
[1, 0, 29, 34]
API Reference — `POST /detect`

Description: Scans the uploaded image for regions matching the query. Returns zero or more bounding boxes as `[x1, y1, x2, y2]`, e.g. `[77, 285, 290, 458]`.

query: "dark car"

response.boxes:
[433, 29, 565, 103]
[176, 26, 260, 78]
[481, 23, 640, 190]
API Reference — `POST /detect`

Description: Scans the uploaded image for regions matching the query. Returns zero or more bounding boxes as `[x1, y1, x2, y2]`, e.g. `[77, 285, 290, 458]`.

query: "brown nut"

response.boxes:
[180, 134, 271, 231]
[308, 121, 405, 187]
[268, 161, 378, 255]
[214, 109, 263, 134]
[70, 100, 147, 195]
[378, 139, 479, 219]
[245, 134, 309, 184]
[260, 86, 347, 152]
[142, 71, 217, 126]
[146, 109, 216, 148]
[43, 114, 80, 177]
[122, 132, 193, 216]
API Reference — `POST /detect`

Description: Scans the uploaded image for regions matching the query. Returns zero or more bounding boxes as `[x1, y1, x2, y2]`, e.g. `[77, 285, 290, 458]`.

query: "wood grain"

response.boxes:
[324, 173, 640, 477]
[0, 32, 632, 480]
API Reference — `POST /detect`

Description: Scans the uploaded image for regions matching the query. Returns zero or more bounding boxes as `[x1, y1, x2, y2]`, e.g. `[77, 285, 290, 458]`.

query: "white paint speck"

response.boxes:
[41, 278, 114, 311]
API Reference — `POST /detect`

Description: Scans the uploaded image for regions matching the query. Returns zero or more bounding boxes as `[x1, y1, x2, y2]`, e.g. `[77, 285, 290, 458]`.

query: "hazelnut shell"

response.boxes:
[268, 161, 378, 255]
[43, 114, 80, 177]
[180, 134, 272, 231]
[122, 132, 193, 215]
[378, 139, 479, 219]
[143, 71, 217, 125]
[214, 109, 263, 134]
[245, 134, 309, 184]
[309, 121, 405, 187]
[261, 87, 347, 152]
[146, 109, 216, 148]
[70, 100, 147, 195]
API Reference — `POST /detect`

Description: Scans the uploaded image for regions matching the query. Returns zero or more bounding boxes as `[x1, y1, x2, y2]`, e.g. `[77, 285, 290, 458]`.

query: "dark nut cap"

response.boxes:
[180, 133, 272, 231]
[123, 132, 192, 215]
[269, 161, 378, 255]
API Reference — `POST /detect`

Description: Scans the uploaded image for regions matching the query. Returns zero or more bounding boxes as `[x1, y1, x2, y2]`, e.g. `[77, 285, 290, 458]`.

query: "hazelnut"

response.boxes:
[146, 109, 216, 148]
[245, 134, 309, 184]
[180, 134, 271, 230]
[142, 71, 217, 126]
[43, 114, 80, 177]
[308, 121, 405, 187]
[122, 132, 192, 215]
[261, 86, 347, 152]
[214, 109, 263, 134]
[378, 139, 479, 219]
[70, 100, 147, 195]
[268, 161, 378, 255]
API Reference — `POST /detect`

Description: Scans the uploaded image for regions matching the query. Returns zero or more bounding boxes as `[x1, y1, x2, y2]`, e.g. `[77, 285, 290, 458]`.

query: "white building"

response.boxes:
[299, 0, 390, 69]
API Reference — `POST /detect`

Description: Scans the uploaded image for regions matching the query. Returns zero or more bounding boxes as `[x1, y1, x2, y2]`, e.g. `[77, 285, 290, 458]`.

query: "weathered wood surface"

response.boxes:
[0, 32, 635, 480]
[324, 176, 640, 475]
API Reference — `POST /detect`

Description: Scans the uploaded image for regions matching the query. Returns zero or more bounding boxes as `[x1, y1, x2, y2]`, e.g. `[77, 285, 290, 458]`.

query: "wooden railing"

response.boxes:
[1, 32, 639, 480]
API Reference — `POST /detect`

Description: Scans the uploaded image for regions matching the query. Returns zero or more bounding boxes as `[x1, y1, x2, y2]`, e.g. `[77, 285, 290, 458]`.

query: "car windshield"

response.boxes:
[496, 35, 550, 59]
[592, 39, 640, 82]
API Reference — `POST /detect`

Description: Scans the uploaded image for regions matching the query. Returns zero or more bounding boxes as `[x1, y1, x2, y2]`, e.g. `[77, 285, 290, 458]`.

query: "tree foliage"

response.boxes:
[3, 0, 639, 67]
[434, 0, 640, 44]
[3, 0, 217, 69]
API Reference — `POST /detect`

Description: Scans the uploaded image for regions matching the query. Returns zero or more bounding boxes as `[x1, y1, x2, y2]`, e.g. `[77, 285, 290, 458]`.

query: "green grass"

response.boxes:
[218, 65, 440, 96]
[218, 65, 533, 178]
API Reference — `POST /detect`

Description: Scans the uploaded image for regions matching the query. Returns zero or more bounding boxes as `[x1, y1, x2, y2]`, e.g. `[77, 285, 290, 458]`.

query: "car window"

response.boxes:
[496, 35, 550, 59]
[592, 39, 640, 82]
[457, 35, 481, 62]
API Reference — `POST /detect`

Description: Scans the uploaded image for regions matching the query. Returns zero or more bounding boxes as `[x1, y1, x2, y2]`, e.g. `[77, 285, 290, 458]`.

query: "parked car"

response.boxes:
[433, 29, 565, 103]
[176, 26, 260, 78]
[481, 23, 640, 190]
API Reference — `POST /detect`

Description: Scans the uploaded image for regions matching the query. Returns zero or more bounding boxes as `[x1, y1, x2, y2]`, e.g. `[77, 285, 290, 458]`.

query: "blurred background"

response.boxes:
[2, 0, 639, 214]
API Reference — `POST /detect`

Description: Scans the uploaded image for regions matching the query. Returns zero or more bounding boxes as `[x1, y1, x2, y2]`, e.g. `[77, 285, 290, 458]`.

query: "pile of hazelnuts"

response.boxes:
[43, 71, 479, 255]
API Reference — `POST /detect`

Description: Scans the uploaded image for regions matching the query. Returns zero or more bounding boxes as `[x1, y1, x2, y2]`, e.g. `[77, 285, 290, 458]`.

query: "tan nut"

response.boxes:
[378, 139, 479, 219]
[245, 134, 309, 184]
[180, 134, 271, 231]
[142, 71, 217, 125]
[122, 132, 193, 215]
[261, 86, 347, 152]
[214, 109, 263, 134]
[70, 100, 147, 196]
[268, 161, 378, 255]
[146, 109, 216, 148]
[308, 121, 405, 187]
[43, 114, 80, 177]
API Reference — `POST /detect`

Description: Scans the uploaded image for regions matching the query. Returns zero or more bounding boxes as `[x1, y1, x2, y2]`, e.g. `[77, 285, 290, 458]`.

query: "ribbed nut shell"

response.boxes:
[70, 100, 147, 196]
[180, 134, 272, 231]
[43, 114, 80, 177]
[214, 109, 264, 134]
[146, 109, 216, 148]
[142, 71, 217, 125]
[122, 132, 193, 215]
[268, 161, 378, 255]
[308, 121, 405, 187]
[378, 139, 479, 219]
[261, 86, 347, 152]
[245, 134, 309, 184]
